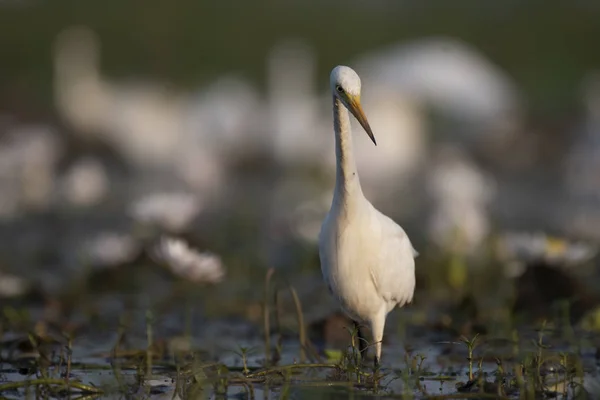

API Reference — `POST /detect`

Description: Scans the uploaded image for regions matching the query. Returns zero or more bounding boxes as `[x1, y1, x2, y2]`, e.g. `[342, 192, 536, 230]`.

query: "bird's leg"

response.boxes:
[374, 355, 380, 370]
[372, 355, 382, 392]
[370, 310, 386, 377]
[352, 320, 367, 365]
[357, 322, 368, 359]
[351, 320, 357, 349]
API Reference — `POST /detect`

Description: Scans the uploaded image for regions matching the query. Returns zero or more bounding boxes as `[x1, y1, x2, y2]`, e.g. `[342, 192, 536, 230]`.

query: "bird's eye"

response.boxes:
[336, 85, 344, 93]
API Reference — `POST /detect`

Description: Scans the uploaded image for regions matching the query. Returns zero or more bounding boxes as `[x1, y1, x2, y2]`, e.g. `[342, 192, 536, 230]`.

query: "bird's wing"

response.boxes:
[412, 247, 420, 258]
[368, 209, 417, 307]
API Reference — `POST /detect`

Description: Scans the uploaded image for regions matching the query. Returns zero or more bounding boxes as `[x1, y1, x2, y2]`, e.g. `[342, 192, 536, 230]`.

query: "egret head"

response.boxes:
[330, 65, 376, 145]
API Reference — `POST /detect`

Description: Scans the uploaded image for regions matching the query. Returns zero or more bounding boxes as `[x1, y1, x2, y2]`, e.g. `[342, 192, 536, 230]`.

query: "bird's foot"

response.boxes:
[371, 356, 382, 390]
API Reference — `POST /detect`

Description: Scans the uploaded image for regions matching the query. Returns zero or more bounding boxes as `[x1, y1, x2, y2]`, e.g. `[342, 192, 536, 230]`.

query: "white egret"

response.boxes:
[319, 66, 417, 367]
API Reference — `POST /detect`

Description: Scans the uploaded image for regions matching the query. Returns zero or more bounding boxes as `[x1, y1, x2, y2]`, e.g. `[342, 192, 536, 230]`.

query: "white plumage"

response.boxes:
[318, 66, 417, 366]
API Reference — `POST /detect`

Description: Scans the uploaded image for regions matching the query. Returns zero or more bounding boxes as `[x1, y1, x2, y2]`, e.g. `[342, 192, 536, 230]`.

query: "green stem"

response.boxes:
[246, 363, 338, 378]
[424, 394, 510, 400]
[146, 309, 154, 377]
[288, 286, 306, 363]
[263, 268, 275, 366]
[0, 379, 103, 394]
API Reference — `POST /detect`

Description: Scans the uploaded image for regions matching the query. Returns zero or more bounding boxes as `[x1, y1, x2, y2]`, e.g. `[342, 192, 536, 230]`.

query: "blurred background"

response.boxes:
[2, 0, 600, 354]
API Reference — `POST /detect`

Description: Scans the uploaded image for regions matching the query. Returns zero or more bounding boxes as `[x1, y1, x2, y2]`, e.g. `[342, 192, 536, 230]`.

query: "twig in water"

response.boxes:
[246, 363, 338, 379]
[424, 394, 510, 400]
[66, 332, 73, 384]
[273, 289, 284, 365]
[0, 379, 103, 394]
[146, 309, 155, 378]
[263, 268, 275, 366]
[288, 285, 306, 363]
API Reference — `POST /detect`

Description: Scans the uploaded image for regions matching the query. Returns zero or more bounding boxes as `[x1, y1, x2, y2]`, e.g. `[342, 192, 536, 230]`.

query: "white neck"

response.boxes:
[332, 96, 363, 210]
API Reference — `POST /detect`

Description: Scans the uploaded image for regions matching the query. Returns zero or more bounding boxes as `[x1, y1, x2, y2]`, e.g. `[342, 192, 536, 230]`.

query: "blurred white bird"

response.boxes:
[0, 271, 29, 298]
[53, 26, 187, 166]
[564, 72, 600, 198]
[151, 236, 225, 284]
[356, 37, 522, 149]
[0, 124, 62, 218]
[53, 26, 233, 197]
[80, 231, 141, 269]
[563, 72, 600, 241]
[319, 66, 417, 368]
[352, 83, 427, 205]
[496, 231, 598, 278]
[426, 143, 495, 256]
[60, 156, 109, 207]
[128, 191, 203, 233]
[267, 39, 327, 167]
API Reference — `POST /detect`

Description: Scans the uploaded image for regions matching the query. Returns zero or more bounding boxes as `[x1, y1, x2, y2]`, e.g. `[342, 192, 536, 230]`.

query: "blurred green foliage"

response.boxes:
[1, 0, 599, 114]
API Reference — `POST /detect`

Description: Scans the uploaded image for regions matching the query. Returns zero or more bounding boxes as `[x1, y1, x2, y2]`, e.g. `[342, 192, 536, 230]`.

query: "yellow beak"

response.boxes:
[347, 95, 377, 146]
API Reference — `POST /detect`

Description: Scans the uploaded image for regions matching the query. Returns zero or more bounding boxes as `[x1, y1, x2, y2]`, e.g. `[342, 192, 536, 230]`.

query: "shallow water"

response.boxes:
[2, 284, 600, 399]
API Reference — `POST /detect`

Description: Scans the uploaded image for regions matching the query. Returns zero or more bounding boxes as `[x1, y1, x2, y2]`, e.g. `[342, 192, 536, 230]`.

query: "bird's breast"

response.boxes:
[319, 214, 384, 322]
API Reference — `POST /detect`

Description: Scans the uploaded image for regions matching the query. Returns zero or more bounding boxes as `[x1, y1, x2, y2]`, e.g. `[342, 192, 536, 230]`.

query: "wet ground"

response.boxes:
[2, 259, 600, 399]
